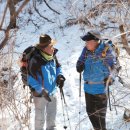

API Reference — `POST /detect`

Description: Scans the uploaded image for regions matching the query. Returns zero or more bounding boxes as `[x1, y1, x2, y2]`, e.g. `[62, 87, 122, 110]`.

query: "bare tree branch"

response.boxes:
[8, 0, 17, 28]
[43, 0, 60, 15]
[87, 0, 113, 18]
[0, 1, 8, 29]
[0, 27, 10, 50]
[15, 0, 29, 17]
[13, 0, 23, 5]
[0, 0, 30, 50]
[66, 17, 92, 27]
[33, 0, 54, 23]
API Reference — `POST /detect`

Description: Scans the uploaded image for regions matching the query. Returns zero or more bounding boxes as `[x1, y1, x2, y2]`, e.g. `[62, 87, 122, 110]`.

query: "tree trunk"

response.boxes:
[119, 24, 130, 55]
[8, 0, 17, 28]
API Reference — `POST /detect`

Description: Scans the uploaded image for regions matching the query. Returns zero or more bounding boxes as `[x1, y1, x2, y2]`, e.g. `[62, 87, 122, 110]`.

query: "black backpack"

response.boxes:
[20, 46, 40, 89]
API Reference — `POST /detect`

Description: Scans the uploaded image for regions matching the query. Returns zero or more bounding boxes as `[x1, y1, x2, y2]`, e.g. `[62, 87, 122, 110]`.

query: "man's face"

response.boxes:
[43, 44, 54, 55]
[85, 40, 98, 51]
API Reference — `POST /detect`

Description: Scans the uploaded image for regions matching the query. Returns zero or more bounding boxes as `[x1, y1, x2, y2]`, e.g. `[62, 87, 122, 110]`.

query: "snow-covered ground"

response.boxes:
[3, 24, 129, 130]
[1, 1, 130, 130]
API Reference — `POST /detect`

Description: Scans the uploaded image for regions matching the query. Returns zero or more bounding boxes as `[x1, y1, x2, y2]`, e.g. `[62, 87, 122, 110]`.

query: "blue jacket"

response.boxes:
[76, 41, 117, 95]
[28, 50, 63, 95]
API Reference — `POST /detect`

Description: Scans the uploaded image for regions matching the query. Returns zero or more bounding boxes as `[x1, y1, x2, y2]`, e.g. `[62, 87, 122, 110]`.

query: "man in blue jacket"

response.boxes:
[76, 30, 117, 130]
[28, 34, 65, 130]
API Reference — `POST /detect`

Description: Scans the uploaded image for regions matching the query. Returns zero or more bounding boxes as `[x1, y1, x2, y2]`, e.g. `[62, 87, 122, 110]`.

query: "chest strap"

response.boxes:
[85, 81, 104, 84]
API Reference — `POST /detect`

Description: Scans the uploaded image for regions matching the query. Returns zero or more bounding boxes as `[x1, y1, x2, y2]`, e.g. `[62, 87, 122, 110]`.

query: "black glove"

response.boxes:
[56, 75, 66, 88]
[76, 63, 84, 73]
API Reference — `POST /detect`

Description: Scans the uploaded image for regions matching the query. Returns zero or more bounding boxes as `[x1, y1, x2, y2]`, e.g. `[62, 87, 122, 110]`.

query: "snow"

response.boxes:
[9, 24, 130, 130]
[0, 1, 130, 130]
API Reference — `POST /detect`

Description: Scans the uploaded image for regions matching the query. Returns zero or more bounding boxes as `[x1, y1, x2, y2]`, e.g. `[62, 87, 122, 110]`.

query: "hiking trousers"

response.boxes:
[85, 93, 107, 130]
[33, 94, 57, 130]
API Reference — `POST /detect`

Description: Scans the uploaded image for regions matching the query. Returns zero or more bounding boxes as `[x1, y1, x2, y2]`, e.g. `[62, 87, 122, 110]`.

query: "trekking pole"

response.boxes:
[79, 73, 82, 97]
[59, 87, 71, 130]
[79, 73, 82, 130]
[106, 76, 112, 111]
[60, 89, 67, 129]
[60, 88, 66, 104]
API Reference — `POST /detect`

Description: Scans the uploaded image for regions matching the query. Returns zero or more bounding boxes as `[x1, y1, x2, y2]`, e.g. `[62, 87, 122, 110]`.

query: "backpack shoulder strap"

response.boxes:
[53, 48, 61, 68]
[27, 47, 45, 80]
[54, 56, 61, 68]
[26, 46, 36, 57]
[101, 44, 110, 58]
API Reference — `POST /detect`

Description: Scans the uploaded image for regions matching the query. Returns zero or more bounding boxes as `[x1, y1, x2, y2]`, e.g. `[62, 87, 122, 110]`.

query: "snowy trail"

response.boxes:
[0, 24, 129, 130]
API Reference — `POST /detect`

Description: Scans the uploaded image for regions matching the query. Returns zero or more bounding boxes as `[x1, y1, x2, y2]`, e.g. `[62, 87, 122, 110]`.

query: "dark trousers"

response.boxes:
[85, 93, 107, 130]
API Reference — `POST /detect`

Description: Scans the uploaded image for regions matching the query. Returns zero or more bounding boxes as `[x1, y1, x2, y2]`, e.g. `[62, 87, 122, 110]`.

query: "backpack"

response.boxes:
[20, 46, 40, 89]
[102, 39, 120, 58]
[102, 39, 121, 76]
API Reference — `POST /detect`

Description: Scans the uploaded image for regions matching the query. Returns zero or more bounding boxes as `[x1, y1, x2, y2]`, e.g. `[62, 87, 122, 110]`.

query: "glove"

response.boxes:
[76, 63, 84, 73]
[56, 75, 66, 88]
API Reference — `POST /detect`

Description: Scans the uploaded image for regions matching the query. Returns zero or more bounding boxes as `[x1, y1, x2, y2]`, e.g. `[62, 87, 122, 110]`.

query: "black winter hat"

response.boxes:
[81, 30, 101, 41]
